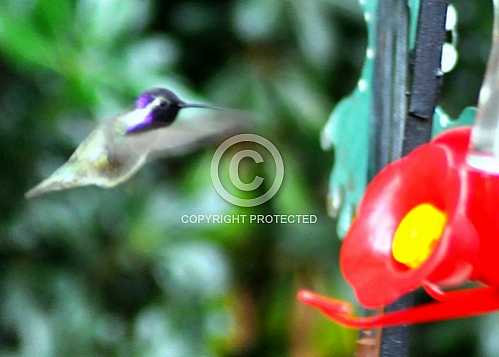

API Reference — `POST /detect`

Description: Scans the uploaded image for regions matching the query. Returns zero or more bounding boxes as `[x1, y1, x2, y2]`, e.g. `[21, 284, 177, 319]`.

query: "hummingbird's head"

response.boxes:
[140, 87, 183, 118]
[127, 87, 224, 134]
[135, 88, 183, 110]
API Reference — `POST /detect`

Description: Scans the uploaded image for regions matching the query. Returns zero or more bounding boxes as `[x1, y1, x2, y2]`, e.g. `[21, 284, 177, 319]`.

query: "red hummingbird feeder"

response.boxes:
[298, 1, 499, 329]
[299, 127, 499, 328]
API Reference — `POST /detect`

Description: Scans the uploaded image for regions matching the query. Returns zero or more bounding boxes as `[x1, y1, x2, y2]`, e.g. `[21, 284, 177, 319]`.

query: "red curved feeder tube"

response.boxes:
[298, 287, 499, 328]
[299, 127, 499, 328]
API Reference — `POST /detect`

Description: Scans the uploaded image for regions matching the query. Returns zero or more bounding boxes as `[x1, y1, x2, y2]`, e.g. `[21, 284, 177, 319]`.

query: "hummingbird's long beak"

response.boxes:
[179, 102, 226, 111]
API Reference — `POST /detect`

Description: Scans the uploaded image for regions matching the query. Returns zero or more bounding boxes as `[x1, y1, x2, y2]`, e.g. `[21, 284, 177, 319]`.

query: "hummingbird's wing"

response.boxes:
[146, 110, 248, 159]
[25, 109, 249, 198]
[25, 111, 159, 198]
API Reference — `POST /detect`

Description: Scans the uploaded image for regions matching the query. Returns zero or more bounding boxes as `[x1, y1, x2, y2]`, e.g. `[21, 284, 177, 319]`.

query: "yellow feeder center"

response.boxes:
[392, 203, 447, 269]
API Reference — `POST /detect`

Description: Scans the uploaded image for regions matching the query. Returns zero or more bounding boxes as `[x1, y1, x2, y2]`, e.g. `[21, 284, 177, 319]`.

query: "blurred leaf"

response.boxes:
[124, 36, 179, 78]
[273, 65, 329, 130]
[35, 0, 73, 36]
[290, 0, 334, 68]
[76, 0, 150, 47]
[154, 241, 230, 299]
[0, 10, 57, 69]
[233, 0, 282, 42]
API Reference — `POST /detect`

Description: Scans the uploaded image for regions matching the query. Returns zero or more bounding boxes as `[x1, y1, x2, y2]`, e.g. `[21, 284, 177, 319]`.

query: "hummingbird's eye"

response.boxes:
[159, 101, 168, 108]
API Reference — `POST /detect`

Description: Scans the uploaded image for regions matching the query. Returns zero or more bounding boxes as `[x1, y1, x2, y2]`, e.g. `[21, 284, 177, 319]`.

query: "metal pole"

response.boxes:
[403, 0, 448, 154]
[364, 1, 410, 355]
[380, 0, 448, 356]
[369, 0, 448, 356]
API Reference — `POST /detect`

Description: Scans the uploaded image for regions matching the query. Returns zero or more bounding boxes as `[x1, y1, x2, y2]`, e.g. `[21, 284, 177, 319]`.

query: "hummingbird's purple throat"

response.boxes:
[126, 87, 224, 135]
[135, 94, 155, 109]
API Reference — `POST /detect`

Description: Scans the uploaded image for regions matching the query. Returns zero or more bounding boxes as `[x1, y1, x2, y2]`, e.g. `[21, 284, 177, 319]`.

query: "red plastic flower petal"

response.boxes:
[299, 127, 499, 327]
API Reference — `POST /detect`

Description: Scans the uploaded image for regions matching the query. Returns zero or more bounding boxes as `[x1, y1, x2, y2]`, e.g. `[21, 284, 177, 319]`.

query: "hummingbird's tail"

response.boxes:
[25, 164, 92, 199]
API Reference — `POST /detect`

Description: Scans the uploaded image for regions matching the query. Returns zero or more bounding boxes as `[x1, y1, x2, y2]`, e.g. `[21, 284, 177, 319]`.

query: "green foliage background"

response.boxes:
[0, 0, 496, 356]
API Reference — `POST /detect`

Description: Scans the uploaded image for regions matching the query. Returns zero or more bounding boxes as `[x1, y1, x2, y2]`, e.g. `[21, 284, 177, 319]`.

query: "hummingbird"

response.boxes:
[26, 88, 244, 198]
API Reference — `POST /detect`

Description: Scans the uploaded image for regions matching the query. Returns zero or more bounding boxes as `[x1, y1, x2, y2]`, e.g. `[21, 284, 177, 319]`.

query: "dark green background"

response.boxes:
[0, 0, 495, 356]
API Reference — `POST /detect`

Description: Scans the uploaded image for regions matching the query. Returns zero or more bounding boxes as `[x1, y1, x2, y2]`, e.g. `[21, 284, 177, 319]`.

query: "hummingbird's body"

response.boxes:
[26, 88, 242, 198]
